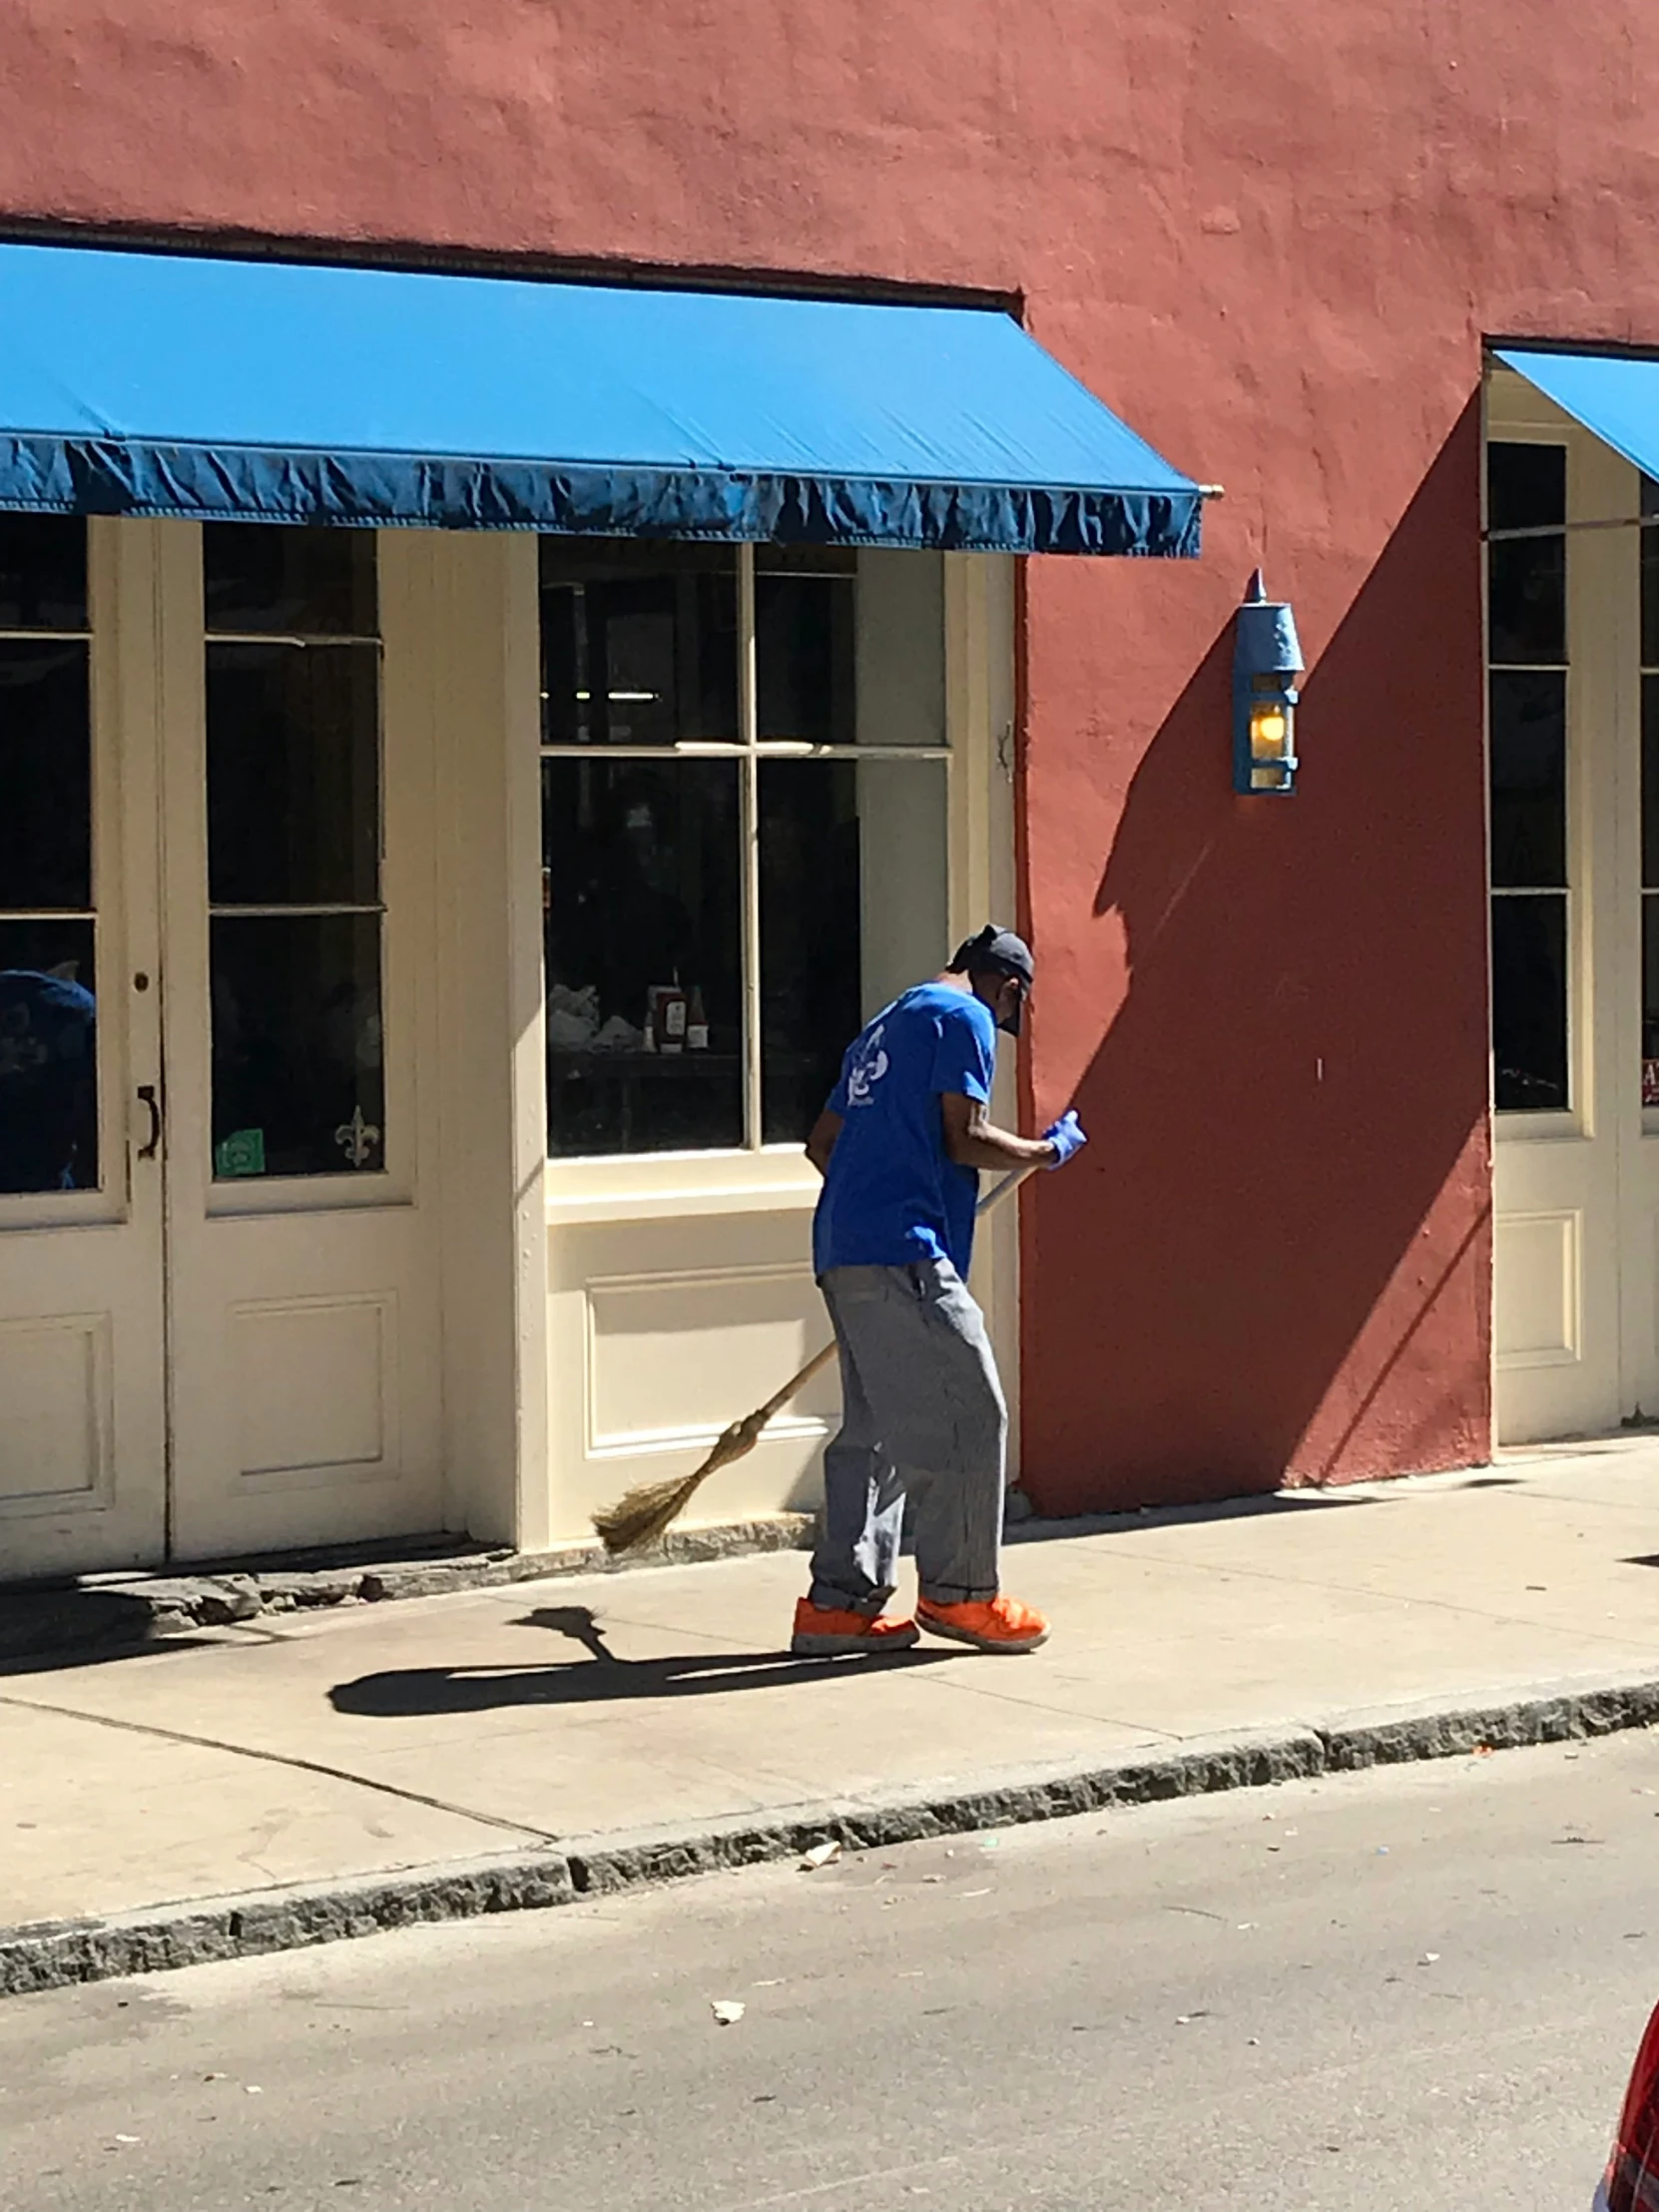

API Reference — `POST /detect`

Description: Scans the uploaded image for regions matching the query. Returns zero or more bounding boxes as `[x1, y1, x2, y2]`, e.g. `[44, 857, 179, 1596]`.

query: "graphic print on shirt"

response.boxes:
[844, 1022, 888, 1108]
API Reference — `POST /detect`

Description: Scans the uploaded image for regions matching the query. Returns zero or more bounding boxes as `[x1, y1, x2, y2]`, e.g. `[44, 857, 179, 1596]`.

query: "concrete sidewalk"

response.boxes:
[5, 1438, 1659, 1987]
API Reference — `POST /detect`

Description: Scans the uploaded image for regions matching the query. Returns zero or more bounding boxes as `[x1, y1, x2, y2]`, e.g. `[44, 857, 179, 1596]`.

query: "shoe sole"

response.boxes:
[916, 1613, 1048, 1654]
[791, 1626, 920, 1657]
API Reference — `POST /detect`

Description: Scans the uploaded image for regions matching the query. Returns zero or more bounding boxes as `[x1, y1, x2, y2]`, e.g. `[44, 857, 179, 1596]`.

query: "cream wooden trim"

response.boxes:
[736, 544, 765, 1147]
[503, 531, 554, 1548]
[944, 552, 1021, 1480]
[588, 1414, 830, 1462]
[545, 1145, 820, 1217]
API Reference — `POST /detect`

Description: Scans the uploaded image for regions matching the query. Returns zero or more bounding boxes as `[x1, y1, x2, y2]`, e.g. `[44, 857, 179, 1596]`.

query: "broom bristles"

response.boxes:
[592, 1413, 766, 1555]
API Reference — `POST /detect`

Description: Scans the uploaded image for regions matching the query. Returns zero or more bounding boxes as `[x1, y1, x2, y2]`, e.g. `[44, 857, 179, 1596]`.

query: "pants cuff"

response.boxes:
[918, 1583, 998, 1607]
[809, 1580, 893, 1615]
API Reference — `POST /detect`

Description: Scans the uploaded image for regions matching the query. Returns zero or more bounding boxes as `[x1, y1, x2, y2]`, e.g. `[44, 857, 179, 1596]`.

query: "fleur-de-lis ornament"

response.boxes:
[334, 1105, 380, 1168]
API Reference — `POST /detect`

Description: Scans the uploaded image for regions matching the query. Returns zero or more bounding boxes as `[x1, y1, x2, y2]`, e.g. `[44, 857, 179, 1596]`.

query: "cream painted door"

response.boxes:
[0, 521, 169, 1577]
[1489, 374, 1659, 1439]
[158, 522, 444, 1561]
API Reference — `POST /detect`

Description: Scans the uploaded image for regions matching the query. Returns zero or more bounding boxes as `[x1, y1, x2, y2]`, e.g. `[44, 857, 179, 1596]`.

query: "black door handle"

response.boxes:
[136, 1084, 162, 1160]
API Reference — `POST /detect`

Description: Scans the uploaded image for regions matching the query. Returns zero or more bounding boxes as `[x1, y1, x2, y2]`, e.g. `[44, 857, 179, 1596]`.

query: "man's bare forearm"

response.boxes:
[940, 1094, 1055, 1171]
[945, 1123, 1055, 1171]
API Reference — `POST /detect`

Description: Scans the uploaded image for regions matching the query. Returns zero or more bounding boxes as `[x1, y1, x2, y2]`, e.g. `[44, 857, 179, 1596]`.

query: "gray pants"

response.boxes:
[810, 1260, 1007, 1612]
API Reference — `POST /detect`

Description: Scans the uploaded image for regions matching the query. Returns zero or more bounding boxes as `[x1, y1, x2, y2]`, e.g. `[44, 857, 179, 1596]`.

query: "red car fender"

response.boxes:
[1603, 2001, 1659, 2212]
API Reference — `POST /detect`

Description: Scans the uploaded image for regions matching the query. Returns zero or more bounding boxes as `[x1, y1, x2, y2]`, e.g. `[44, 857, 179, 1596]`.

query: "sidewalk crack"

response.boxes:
[0, 1692, 558, 1847]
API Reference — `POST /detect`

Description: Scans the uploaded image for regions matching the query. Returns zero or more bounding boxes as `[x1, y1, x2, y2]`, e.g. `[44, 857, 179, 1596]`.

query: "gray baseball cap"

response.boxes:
[947, 924, 1035, 987]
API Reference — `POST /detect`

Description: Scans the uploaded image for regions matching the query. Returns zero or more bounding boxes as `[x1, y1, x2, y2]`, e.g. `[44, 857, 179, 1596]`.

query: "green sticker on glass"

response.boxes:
[215, 1128, 266, 1179]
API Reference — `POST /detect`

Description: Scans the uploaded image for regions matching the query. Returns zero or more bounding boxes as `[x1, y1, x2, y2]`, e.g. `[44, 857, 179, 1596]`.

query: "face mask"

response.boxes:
[997, 985, 1026, 1037]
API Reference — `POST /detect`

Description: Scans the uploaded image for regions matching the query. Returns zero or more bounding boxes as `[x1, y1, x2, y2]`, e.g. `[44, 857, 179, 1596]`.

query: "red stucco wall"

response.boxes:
[7, 3, 1657, 1507]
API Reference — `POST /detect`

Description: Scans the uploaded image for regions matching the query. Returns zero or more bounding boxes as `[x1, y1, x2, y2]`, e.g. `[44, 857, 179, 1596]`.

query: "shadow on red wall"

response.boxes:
[1021, 399, 1492, 1513]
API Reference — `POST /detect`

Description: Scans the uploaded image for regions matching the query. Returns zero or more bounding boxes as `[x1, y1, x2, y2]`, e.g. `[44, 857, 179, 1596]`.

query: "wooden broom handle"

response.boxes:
[754, 1162, 1043, 1422]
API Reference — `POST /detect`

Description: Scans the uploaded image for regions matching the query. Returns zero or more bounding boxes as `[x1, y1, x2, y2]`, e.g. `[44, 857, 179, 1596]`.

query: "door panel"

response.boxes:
[0, 519, 167, 1577]
[157, 523, 443, 1560]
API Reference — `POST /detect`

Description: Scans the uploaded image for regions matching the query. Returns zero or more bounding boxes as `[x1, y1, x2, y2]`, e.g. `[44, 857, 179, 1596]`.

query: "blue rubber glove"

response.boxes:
[1042, 1110, 1087, 1168]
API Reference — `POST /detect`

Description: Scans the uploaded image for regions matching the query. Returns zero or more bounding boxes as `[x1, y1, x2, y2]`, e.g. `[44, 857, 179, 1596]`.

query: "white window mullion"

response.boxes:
[737, 543, 764, 1150]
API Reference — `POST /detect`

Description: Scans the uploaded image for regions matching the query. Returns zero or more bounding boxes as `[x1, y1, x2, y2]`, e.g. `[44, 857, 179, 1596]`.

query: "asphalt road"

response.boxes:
[5, 1731, 1659, 2212]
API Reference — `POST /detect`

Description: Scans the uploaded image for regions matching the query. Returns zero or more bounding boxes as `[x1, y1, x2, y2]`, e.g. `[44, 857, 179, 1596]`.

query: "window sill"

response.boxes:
[544, 1146, 821, 1226]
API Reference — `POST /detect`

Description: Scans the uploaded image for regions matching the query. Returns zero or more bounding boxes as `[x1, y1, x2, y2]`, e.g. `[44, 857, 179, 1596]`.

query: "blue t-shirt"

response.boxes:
[813, 981, 997, 1279]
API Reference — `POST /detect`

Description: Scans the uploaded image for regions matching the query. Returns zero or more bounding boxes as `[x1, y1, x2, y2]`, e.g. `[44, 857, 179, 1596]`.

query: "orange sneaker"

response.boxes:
[792, 1598, 919, 1657]
[915, 1594, 1049, 1653]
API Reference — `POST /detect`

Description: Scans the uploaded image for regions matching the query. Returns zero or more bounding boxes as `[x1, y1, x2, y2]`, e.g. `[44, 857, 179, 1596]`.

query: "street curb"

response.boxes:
[5, 1663, 1657, 1999]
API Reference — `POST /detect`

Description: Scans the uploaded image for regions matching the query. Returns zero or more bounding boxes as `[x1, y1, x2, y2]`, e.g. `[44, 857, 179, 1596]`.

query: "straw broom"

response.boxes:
[593, 1162, 1040, 1556]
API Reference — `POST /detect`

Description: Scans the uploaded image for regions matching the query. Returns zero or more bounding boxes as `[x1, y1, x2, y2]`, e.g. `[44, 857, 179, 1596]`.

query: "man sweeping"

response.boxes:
[794, 925, 1086, 1658]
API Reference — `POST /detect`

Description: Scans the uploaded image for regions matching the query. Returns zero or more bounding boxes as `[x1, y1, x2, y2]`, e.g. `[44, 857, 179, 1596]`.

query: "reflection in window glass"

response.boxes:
[757, 549, 854, 745]
[760, 759, 948, 1144]
[540, 541, 737, 747]
[204, 524, 376, 637]
[1489, 671, 1566, 888]
[0, 919, 97, 1194]
[1491, 895, 1568, 1111]
[1487, 536, 1565, 666]
[205, 527, 385, 1179]
[760, 762, 862, 1142]
[541, 757, 742, 1156]
[210, 915, 383, 1179]
[0, 515, 87, 631]
[1643, 900, 1659, 1072]
[207, 643, 380, 906]
[1486, 443, 1566, 668]
[1487, 442, 1565, 535]
[0, 642, 92, 911]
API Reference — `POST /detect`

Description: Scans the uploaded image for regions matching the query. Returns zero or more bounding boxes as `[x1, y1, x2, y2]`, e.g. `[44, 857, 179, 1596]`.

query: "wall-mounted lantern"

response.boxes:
[1233, 570, 1304, 796]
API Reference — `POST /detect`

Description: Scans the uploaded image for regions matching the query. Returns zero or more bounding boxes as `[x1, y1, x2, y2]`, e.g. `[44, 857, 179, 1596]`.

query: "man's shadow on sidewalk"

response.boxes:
[327, 1605, 956, 1718]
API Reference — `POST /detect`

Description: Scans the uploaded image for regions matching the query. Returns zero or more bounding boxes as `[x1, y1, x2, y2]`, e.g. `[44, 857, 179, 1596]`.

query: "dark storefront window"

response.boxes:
[205, 525, 386, 1179]
[1487, 442, 1570, 1111]
[539, 540, 948, 1158]
[0, 516, 97, 1196]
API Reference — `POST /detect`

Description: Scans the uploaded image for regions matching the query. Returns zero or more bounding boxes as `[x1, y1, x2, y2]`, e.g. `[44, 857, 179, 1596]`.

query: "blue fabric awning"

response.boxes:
[0, 243, 1203, 557]
[1495, 347, 1659, 484]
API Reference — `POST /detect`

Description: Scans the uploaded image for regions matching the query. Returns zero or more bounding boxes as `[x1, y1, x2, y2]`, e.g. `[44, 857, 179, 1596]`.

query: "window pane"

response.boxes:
[542, 757, 741, 1156]
[207, 643, 380, 906]
[757, 554, 854, 745]
[1490, 670, 1566, 888]
[1487, 442, 1565, 535]
[211, 914, 383, 1178]
[204, 524, 376, 636]
[0, 516, 87, 631]
[0, 919, 97, 1193]
[1644, 898, 1659, 1079]
[1491, 894, 1568, 1112]
[1644, 675, 1659, 890]
[539, 541, 737, 746]
[760, 758, 948, 1144]
[1487, 535, 1565, 665]
[0, 642, 92, 910]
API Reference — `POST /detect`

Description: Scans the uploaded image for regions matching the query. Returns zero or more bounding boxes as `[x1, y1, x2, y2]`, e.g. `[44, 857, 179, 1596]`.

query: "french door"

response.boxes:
[0, 516, 443, 1577]
[1488, 372, 1659, 1440]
